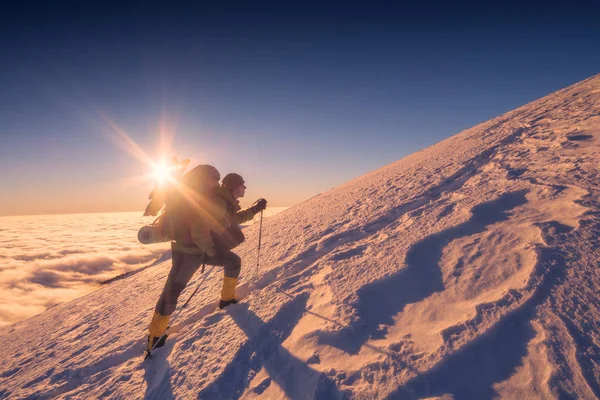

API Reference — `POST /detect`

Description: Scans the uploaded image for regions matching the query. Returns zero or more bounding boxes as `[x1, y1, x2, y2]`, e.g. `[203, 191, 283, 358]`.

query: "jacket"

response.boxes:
[172, 186, 257, 255]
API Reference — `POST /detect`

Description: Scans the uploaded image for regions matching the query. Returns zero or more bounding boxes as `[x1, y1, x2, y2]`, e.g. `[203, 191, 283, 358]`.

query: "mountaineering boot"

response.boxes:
[219, 298, 238, 309]
[148, 334, 168, 350]
[147, 311, 171, 352]
[219, 276, 238, 309]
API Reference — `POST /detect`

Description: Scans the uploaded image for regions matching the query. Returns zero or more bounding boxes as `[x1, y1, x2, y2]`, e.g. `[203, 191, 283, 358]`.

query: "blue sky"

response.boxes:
[1, 1, 599, 215]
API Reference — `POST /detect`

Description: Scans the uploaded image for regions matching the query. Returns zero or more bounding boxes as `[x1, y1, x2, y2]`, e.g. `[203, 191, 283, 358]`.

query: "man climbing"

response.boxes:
[147, 169, 267, 352]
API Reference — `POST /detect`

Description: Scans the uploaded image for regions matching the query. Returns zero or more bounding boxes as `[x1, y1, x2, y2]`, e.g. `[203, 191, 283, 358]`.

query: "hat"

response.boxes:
[222, 173, 245, 190]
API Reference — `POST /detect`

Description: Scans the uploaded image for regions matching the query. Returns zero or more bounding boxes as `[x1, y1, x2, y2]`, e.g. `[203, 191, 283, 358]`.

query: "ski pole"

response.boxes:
[146, 264, 214, 358]
[255, 210, 263, 283]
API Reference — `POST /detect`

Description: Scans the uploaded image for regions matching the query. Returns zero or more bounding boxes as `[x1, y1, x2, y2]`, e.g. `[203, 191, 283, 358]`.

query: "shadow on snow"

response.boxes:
[386, 245, 568, 399]
[198, 294, 347, 400]
[318, 191, 526, 354]
[316, 190, 529, 355]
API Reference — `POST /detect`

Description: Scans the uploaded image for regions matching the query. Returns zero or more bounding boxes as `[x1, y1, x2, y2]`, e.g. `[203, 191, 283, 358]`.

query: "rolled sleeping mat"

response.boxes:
[138, 225, 170, 245]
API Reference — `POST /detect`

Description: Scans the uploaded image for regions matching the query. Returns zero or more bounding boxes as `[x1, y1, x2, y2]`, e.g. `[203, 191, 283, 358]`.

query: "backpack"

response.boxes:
[143, 157, 190, 217]
[138, 161, 220, 245]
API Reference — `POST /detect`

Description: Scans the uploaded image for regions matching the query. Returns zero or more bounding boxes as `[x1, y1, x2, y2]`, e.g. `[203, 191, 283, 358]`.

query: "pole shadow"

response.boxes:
[143, 340, 176, 399]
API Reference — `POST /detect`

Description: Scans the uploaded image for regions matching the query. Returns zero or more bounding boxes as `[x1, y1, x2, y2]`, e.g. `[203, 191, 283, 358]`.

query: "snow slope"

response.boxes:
[2, 74, 600, 399]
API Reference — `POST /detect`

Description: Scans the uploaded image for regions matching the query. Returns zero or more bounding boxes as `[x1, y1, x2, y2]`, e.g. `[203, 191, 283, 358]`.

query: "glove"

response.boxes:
[251, 198, 267, 213]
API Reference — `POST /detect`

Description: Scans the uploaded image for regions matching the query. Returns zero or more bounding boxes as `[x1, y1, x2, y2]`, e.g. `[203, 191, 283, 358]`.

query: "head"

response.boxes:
[222, 173, 246, 199]
[185, 164, 220, 194]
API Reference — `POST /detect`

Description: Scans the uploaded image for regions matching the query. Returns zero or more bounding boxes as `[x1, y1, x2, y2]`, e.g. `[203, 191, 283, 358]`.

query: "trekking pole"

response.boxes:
[255, 210, 264, 283]
[146, 264, 214, 359]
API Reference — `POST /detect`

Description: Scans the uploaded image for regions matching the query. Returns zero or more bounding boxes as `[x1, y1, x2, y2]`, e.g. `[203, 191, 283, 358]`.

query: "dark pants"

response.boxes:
[155, 248, 242, 316]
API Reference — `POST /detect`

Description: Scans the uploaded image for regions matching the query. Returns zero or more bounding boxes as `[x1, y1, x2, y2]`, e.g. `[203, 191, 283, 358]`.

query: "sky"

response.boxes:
[0, 0, 599, 216]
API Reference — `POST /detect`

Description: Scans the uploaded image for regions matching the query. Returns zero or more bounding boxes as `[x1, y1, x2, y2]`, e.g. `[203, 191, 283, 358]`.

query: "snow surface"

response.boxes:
[2, 74, 600, 399]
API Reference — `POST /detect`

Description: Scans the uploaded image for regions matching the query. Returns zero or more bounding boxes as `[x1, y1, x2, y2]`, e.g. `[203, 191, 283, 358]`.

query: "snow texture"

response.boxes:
[1, 74, 600, 399]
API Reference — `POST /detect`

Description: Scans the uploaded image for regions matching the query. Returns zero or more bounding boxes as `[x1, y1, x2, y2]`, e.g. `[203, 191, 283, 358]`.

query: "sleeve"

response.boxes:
[235, 207, 257, 224]
[190, 198, 228, 256]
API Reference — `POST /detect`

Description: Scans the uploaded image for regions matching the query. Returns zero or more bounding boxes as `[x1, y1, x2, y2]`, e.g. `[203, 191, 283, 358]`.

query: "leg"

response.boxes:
[149, 250, 204, 341]
[221, 251, 241, 279]
[206, 251, 241, 306]
[220, 252, 241, 303]
[155, 251, 204, 316]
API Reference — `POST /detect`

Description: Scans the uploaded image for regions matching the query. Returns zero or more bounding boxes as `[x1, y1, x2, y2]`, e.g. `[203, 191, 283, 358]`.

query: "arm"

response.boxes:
[235, 208, 257, 224]
[235, 198, 267, 224]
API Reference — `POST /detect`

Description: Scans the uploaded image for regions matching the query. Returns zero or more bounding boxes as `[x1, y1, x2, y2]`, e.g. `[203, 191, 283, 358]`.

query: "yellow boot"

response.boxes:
[219, 277, 238, 309]
[147, 311, 170, 351]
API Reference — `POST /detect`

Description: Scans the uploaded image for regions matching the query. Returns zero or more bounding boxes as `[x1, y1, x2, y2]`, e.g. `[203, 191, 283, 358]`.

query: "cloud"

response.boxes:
[0, 212, 170, 326]
[27, 270, 66, 288]
[38, 255, 117, 275]
[14, 252, 55, 261]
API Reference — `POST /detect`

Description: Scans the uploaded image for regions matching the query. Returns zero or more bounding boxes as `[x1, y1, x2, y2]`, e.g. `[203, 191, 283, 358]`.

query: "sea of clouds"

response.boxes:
[0, 212, 169, 326]
[0, 208, 286, 326]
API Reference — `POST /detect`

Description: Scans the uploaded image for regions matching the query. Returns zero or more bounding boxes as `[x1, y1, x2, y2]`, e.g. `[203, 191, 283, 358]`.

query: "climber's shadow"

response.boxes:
[198, 294, 344, 399]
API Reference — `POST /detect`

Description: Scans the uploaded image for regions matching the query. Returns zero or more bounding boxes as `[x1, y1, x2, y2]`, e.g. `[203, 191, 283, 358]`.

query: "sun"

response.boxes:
[153, 163, 172, 185]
